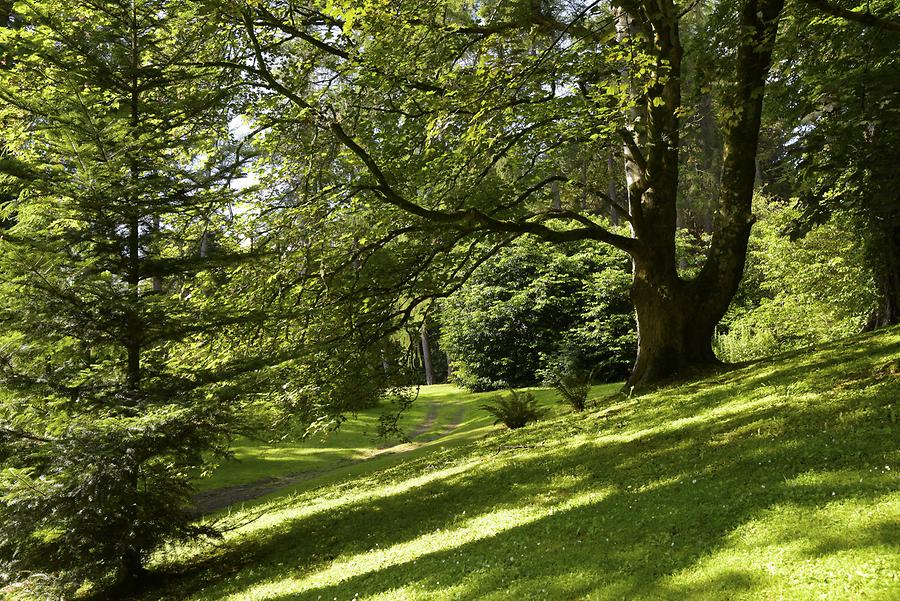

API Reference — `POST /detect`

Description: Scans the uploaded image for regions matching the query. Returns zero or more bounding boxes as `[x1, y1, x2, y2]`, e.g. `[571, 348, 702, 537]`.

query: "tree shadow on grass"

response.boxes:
[625, 333, 900, 437]
[132, 332, 900, 601]
[236, 445, 892, 601]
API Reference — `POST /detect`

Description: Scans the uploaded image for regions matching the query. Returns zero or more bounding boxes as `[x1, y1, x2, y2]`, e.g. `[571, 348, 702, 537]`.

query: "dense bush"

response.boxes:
[716, 198, 878, 362]
[440, 237, 634, 391]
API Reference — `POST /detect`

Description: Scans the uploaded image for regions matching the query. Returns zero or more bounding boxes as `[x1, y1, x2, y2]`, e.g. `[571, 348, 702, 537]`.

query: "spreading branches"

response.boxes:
[803, 0, 900, 32]
[329, 122, 636, 252]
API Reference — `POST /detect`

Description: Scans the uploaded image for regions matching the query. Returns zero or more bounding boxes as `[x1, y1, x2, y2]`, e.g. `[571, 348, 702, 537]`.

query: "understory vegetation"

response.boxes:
[120, 327, 900, 601]
[715, 198, 879, 362]
[439, 237, 635, 391]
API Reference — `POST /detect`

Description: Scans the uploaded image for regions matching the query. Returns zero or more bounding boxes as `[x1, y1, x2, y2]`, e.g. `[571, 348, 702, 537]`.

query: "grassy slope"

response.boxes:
[145, 328, 900, 601]
[197, 384, 620, 493]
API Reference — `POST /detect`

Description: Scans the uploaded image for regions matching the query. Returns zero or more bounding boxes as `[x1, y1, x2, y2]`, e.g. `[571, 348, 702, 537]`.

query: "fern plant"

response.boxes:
[539, 349, 596, 412]
[548, 367, 596, 412]
[481, 390, 546, 429]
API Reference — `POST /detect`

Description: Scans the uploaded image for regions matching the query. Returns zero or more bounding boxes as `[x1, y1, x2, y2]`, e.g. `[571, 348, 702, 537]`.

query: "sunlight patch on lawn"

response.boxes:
[661, 491, 900, 600]
[146, 329, 899, 601]
[222, 488, 613, 601]
[159, 457, 487, 568]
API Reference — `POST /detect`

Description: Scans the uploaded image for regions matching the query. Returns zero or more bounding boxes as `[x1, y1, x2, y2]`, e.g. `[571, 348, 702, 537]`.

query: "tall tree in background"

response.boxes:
[0, 0, 273, 589]
[214, 0, 900, 386]
[767, 1, 900, 327]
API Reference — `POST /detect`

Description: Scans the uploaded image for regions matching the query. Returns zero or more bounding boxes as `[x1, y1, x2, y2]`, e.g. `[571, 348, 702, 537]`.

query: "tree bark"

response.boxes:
[866, 221, 900, 329]
[421, 322, 435, 385]
[607, 153, 620, 226]
[628, 275, 722, 387]
[126, 214, 141, 392]
[121, 7, 146, 584]
[619, 0, 784, 387]
[550, 178, 561, 210]
[152, 217, 163, 292]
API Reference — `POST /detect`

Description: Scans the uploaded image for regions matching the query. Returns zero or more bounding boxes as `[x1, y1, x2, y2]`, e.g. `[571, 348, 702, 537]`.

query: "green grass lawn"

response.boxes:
[139, 328, 900, 601]
[196, 383, 621, 495]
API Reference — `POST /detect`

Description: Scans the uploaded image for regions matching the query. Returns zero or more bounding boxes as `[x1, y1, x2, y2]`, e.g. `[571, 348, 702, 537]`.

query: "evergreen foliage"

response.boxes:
[0, 0, 265, 589]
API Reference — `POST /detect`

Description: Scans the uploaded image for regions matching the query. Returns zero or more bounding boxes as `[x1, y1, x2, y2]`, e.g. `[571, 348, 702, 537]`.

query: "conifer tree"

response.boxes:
[0, 0, 264, 590]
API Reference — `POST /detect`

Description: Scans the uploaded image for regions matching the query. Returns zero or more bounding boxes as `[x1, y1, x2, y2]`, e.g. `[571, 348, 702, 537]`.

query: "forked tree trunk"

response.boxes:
[315, 1, 785, 389]
[628, 243, 751, 386]
[618, 0, 783, 387]
[629, 277, 715, 387]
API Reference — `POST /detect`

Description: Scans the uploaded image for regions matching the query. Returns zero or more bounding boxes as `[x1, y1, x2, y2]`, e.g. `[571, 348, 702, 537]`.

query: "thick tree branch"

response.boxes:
[803, 0, 900, 32]
[417, 0, 611, 43]
[392, 234, 522, 327]
[618, 127, 648, 175]
[247, 5, 446, 95]
[329, 122, 637, 253]
[511, 175, 569, 208]
[228, 2, 638, 255]
[474, 119, 558, 185]
[252, 5, 350, 59]
[570, 181, 633, 222]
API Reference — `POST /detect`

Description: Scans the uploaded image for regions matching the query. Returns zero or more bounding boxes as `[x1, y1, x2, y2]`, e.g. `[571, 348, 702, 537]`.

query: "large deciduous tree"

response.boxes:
[213, 0, 897, 387]
[211, 0, 800, 385]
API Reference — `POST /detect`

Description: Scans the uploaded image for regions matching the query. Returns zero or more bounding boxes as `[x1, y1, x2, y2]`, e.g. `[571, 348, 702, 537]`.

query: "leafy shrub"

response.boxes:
[440, 237, 634, 391]
[481, 390, 546, 429]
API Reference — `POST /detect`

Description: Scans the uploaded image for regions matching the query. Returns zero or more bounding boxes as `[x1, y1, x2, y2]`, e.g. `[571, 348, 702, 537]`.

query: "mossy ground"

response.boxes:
[136, 328, 899, 600]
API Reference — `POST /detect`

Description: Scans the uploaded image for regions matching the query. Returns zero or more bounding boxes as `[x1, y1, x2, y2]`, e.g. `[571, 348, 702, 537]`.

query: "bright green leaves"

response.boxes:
[245, 0, 645, 226]
[717, 197, 879, 362]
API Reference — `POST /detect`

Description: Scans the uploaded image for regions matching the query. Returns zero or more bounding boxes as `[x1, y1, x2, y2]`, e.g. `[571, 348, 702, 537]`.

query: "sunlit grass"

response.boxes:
[227, 490, 612, 601]
[139, 328, 899, 601]
[196, 382, 621, 492]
